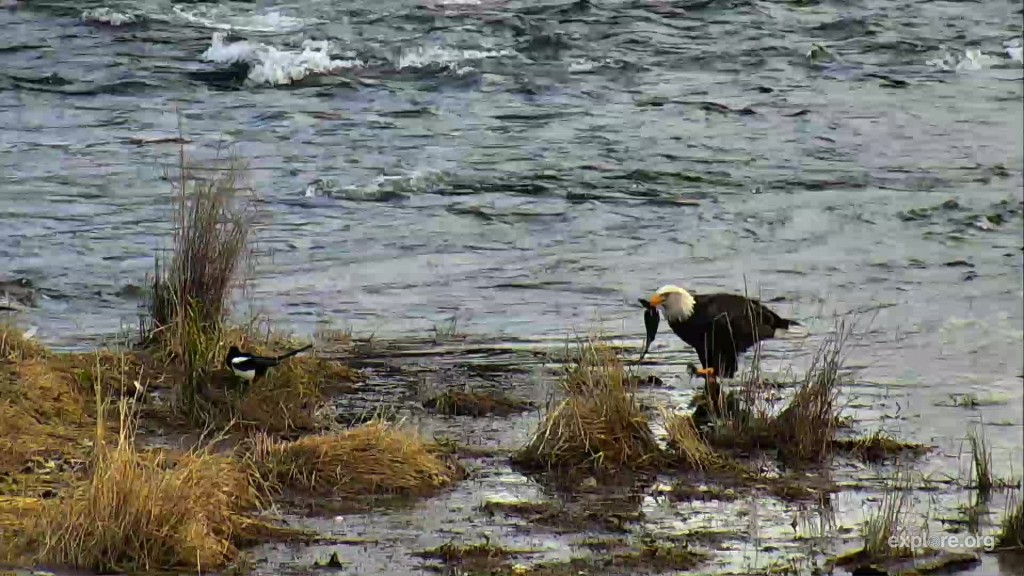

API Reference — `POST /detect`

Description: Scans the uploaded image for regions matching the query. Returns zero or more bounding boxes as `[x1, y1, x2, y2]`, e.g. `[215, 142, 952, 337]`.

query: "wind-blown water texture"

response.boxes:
[1, 0, 1022, 363]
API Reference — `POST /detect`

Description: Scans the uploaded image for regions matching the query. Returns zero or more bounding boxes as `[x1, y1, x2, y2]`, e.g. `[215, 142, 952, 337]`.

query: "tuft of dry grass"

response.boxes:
[480, 497, 643, 533]
[0, 325, 95, 486]
[0, 320, 46, 360]
[661, 410, 727, 472]
[201, 327, 359, 434]
[0, 325, 310, 572]
[514, 339, 662, 474]
[415, 539, 527, 573]
[248, 420, 462, 499]
[998, 491, 1024, 549]
[604, 541, 707, 573]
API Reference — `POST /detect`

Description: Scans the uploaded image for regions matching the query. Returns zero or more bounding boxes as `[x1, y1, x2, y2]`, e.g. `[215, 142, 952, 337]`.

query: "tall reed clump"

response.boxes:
[14, 385, 263, 573]
[771, 318, 849, 463]
[707, 317, 852, 465]
[514, 338, 661, 474]
[145, 142, 256, 420]
[967, 427, 993, 496]
[860, 466, 914, 560]
[830, 464, 920, 573]
[998, 491, 1024, 549]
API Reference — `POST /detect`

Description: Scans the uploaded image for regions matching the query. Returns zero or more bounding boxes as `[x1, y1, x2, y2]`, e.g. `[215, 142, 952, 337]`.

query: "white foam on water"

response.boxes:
[568, 58, 609, 73]
[926, 47, 1003, 72]
[201, 32, 363, 87]
[304, 178, 338, 198]
[1006, 38, 1023, 64]
[396, 45, 516, 74]
[81, 7, 138, 26]
[335, 169, 448, 201]
[171, 5, 319, 33]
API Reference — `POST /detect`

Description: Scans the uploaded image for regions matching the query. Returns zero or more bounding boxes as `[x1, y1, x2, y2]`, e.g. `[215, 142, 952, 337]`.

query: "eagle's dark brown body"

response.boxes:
[667, 292, 798, 378]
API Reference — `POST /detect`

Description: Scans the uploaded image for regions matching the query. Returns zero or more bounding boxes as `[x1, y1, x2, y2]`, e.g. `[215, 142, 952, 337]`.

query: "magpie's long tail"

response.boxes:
[274, 344, 313, 361]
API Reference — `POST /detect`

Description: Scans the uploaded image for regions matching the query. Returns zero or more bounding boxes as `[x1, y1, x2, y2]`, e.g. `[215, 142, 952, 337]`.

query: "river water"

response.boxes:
[1, 0, 1023, 573]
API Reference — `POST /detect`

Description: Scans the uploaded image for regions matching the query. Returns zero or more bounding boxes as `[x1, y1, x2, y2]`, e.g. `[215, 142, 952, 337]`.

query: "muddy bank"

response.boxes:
[2, 321, 1023, 575]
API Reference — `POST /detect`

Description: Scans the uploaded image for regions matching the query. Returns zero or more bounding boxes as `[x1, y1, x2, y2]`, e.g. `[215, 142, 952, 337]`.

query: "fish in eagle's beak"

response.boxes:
[637, 296, 661, 364]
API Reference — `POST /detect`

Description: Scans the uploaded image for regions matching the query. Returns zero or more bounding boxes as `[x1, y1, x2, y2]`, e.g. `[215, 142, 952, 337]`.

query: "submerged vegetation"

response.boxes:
[424, 388, 533, 417]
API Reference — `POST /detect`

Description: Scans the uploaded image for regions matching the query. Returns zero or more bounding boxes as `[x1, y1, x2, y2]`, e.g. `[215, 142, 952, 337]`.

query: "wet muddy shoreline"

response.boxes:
[1, 321, 1022, 575]
[226, 333, 1024, 575]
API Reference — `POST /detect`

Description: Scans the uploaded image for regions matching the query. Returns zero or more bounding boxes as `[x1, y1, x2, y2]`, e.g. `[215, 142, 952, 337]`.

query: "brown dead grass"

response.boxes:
[514, 339, 662, 474]
[248, 420, 462, 499]
[481, 498, 643, 533]
[0, 327, 95, 489]
[833, 430, 929, 464]
[4, 381, 281, 573]
[661, 410, 729, 472]
[140, 142, 257, 424]
[416, 540, 529, 573]
[203, 328, 360, 434]
[479, 540, 708, 576]
[0, 324, 306, 572]
[16, 444, 259, 572]
[0, 321, 47, 360]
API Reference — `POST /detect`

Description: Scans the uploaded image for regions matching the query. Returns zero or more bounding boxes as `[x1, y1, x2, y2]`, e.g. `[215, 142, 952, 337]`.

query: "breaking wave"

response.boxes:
[1006, 38, 1023, 64]
[200, 32, 362, 87]
[926, 47, 1011, 72]
[171, 5, 320, 33]
[81, 7, 139, 26]
[395, 45, 518, 74]
[304, 170, 448, 201]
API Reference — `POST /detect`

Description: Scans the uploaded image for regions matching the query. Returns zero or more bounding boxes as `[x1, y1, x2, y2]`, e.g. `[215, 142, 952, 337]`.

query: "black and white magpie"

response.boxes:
[225, 343, 313, 382]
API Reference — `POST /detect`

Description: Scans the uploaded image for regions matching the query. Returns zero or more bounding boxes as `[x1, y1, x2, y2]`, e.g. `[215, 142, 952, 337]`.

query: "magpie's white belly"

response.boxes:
[231, 367, 256, 381]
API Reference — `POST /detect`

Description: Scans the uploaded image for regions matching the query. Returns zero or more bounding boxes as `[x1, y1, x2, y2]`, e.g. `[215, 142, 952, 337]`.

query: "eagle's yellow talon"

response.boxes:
[695, 367, 715, 378]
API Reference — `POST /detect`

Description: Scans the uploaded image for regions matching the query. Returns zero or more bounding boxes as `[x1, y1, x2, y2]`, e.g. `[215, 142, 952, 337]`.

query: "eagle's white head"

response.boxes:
[646, 284, 696, 321]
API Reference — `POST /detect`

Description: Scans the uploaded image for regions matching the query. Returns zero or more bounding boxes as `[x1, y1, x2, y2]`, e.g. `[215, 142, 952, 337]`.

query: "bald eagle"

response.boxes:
[637, 284, 800, 380]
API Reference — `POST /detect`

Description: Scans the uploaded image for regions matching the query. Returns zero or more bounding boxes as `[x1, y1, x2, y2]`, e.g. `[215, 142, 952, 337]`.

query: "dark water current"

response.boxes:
[0, 0, 1020, 346]
[1, 0, 1023, 573]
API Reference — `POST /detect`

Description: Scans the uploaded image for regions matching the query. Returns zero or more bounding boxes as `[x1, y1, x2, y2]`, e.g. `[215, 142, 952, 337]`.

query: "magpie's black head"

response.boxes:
[227, 345, 241, 357]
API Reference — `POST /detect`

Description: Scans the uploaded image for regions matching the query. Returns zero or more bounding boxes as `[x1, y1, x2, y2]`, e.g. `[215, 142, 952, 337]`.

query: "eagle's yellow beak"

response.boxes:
[647, 294, 665, 308]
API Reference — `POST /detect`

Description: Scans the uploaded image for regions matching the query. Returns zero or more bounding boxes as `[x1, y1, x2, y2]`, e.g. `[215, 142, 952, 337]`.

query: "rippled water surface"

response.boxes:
[1, 0, 1023, 574]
